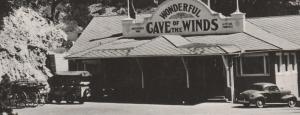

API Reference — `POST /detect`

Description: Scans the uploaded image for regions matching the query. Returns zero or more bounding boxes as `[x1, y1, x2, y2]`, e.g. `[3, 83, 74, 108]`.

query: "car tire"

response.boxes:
[55, 99, 61, 104]
[243, 103, 250, 107]
[79, 99, 84, 104]
[255, 99, 264, 108]
[47, 99, 52, 104]
[66, 100, 74, 104]
[288, 98, 296, 108]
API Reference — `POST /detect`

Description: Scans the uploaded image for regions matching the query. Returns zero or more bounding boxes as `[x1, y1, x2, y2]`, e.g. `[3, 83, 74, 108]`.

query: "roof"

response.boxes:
[247, 15, 300, 46]
[252, 83, 277, 88]
[67, 15, 300, 59]
[69, 15, 151, 55]
[68, 15, 127, 55]
[245, 19, 300, 50]
[55, 71, 92, 77]
[68, 36, 230, 59]
[186, 32, 278, 52]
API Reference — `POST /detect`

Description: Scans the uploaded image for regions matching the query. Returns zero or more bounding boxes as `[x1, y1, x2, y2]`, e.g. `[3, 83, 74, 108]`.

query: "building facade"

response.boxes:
[66, 0, 300, 103]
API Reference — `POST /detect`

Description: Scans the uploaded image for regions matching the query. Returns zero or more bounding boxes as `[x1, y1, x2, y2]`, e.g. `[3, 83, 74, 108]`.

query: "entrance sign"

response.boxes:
[122, 0, 245, 37]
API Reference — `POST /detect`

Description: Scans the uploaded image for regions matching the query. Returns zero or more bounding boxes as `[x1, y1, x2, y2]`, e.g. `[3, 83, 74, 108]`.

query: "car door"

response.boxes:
[266, 86, 281, 102]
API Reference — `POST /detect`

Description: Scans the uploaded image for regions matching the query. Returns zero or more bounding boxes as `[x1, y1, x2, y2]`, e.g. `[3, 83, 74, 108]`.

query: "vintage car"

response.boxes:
[237, 83, 297, 108]
[47, 71, 91, 104]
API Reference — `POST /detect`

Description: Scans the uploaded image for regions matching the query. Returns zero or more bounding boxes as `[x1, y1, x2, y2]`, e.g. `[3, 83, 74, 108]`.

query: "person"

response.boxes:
[0, 74, 17, 115]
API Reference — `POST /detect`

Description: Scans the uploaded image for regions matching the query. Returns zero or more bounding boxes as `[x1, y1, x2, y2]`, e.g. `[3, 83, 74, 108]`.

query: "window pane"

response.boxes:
[282, 54, 288, 71]
[250, 85, 263, 91]
[266, 86, 279, 92]
[289, 54, 295, 70]
[275, 55, 280, 72]
[266, 56, 270, 73]
[235, 58, 241, 75]
[242, 56, 265, 74]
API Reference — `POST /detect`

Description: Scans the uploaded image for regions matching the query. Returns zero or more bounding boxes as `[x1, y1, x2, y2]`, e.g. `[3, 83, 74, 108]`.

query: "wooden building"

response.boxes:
[66, 0, 300, 103]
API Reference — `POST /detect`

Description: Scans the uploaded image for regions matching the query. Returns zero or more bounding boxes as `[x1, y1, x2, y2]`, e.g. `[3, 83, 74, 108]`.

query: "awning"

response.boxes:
[55, 71, 92, 77]
[67, 36, 235, 59]
[67, 31, 285, 59]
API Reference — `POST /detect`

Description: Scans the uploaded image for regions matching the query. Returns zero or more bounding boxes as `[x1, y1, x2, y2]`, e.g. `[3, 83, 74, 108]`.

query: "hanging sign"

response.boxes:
[122, 0, 245, 37]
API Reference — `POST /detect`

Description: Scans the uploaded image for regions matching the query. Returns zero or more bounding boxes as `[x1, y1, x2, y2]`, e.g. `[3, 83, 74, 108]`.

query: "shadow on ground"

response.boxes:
[233, 101, 300, 109]
[77, 96, 231, 106]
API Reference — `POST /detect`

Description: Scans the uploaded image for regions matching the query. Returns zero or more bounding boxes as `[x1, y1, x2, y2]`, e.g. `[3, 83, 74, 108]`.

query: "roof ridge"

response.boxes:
[242, 32, 282, 50]
[131, 38, 155, 49]
[161, 35, 194, 48]
[93, 14, 126, 17]
[246, 15, 300, 20]
[67, 37, 121, 58]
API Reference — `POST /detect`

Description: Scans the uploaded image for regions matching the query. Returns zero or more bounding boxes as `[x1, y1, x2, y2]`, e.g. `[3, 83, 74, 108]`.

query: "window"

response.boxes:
[249, 85, 263, 91]
[265, 86, 279, 92]
[289, 53, 296, 70]
[275, 52, 297, 72]
[282, 54, 288, 71]
[240, 54, 269, 76]
[275, 55, 280, 72]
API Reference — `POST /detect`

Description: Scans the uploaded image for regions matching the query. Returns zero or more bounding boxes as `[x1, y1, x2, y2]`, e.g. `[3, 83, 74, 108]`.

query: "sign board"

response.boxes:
[122, 0, 245, 37]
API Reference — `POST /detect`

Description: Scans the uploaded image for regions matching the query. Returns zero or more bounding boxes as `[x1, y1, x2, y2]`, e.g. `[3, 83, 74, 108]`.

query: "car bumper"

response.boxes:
[236, 99, 250, 104]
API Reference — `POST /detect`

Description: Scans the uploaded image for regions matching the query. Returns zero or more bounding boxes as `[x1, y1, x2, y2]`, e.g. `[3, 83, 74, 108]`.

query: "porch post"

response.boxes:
[76, 61, 79, 71]
[181, 57, 190, 88]
[230, 59, 235, 103]
[136, 58, 145, 88]
[83, 63, 87, 71]
[222, 55, 234, 103]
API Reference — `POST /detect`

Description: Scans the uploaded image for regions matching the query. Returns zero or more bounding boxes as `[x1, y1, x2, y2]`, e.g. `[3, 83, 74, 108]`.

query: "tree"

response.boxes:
[0, 7, 66, 82]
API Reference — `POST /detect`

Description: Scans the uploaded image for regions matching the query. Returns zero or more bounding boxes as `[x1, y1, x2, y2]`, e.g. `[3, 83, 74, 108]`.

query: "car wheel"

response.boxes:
[243, 103, 250, 107]
[47, 99, 52, 104]
[288, 99, 296, 108]
[255, 99, 264, 108]
[79, 99, 84, 104]
[55, 99, 61, 104]
[66, 100, 74, 104]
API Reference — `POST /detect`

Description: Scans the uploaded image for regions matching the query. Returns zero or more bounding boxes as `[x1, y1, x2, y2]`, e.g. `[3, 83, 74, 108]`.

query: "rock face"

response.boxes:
[0, 7, 66, 82]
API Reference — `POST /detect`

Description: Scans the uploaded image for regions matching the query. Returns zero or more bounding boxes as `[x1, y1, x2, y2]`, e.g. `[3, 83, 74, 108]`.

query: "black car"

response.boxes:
[237, 83, 297, 108]
[48, 71, 91, 104]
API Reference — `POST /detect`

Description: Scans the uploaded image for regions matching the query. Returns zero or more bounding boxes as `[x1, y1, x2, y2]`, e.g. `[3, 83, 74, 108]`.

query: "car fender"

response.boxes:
[281, 95, 297, 101]
[249, 93, 265, 102]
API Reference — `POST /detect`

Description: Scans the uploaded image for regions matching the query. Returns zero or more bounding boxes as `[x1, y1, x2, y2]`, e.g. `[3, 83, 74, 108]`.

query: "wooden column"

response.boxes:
[181, 57, 190, 88]
[136, 58, 145, 88]
[222, 55, 235, 103]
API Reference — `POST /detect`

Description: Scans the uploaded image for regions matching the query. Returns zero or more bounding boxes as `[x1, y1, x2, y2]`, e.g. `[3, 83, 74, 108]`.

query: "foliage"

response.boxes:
[0, 7, 67, 81]
[1, 0, 300, 29]
[210, 0, 300, 17]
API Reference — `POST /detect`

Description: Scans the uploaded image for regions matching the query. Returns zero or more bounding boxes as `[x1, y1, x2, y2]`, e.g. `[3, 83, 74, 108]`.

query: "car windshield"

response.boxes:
[265, 86, 279, 92]
[249, 85, 263, 91]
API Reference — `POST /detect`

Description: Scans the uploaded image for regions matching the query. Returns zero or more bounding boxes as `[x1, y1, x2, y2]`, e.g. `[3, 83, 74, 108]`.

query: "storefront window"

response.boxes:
[240, 54, 269, 76]
[275, 55, 280, 72]
[289, 53, 296, 70]
[275, 52, 296, 72]
[282, 54, 288, 71]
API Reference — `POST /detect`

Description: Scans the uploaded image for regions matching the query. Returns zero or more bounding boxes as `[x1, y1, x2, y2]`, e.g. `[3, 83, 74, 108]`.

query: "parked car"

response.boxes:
[237, 83, 297, 108]
[48, 71, 91, 104]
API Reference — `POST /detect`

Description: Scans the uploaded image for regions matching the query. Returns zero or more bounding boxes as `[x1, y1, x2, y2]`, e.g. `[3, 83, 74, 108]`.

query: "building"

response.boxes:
[66, 0, 300, 103]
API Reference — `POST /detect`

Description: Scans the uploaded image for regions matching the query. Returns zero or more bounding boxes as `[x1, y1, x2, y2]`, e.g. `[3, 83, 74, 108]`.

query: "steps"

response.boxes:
[207, 96, 228, 102]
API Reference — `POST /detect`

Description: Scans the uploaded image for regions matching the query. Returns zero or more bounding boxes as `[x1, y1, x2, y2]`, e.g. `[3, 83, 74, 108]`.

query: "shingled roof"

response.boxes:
[247, 15, 300, 46]
[67, 15, 300, 59]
